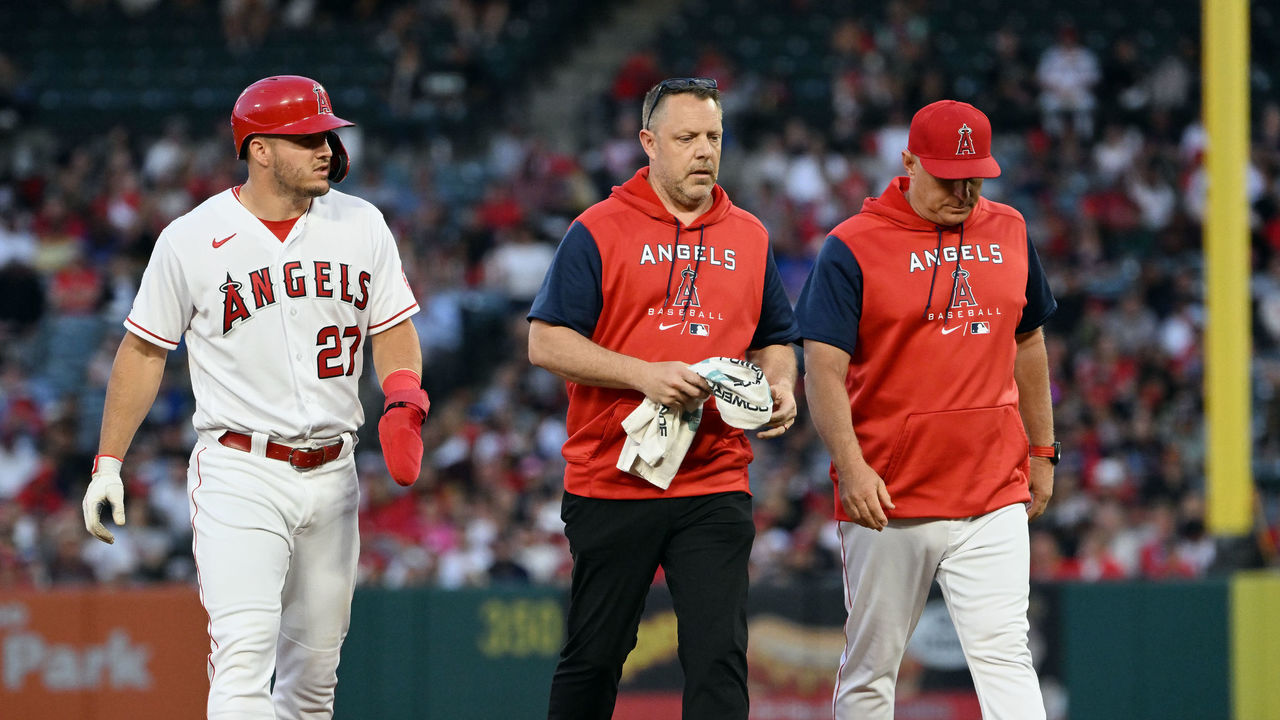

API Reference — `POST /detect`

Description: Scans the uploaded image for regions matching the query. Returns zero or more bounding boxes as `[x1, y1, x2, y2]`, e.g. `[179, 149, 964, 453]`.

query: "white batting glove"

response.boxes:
[83, 455, 126, 544]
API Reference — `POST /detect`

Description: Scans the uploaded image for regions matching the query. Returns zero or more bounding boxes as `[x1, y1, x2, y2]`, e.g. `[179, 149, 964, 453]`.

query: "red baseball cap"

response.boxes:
[907, 100, 1001, 179]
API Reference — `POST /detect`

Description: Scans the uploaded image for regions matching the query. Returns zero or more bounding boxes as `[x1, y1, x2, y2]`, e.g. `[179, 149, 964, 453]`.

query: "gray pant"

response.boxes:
[834, 504, 1045, 720]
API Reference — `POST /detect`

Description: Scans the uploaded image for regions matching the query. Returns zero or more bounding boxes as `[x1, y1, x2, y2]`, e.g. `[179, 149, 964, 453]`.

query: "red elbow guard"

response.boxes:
[379, 369, 429, 486]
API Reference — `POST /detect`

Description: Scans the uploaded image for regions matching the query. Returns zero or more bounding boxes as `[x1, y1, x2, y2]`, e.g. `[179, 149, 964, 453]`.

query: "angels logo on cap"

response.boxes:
[907, 100, 1001, 179]
[956, 124, 976, 156]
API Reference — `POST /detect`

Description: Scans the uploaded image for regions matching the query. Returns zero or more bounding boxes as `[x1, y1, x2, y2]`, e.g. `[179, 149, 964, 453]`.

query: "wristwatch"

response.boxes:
[1030, 441, 1061, 466]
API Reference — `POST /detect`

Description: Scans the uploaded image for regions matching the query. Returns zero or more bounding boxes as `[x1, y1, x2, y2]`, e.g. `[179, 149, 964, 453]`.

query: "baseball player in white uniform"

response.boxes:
[81, 75, 430, 719]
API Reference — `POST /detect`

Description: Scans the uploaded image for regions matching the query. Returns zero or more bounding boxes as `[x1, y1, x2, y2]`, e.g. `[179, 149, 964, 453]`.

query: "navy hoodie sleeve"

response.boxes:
[1015, 234, 1057, 334]
[528, 222, 603, 336]
[794, 235, 863, 356]
[750, 246, 801, 348]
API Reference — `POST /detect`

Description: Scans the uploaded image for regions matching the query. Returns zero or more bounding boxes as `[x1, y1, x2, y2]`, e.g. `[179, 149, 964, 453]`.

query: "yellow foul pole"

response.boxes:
[1203, 0, 1251, 535]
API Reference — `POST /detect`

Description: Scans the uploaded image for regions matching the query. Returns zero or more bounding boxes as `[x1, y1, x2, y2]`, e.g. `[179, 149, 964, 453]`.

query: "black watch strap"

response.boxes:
[1030, 441, 1061, 466]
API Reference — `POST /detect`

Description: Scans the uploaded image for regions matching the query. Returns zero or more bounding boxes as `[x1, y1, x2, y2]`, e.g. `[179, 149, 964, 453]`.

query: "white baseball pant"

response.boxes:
[833, 503, 1045, 720]
[188, 433, 360, 719]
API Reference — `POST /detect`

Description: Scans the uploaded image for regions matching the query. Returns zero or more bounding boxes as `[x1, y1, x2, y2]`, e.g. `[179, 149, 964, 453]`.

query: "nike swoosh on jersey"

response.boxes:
[658, 322, 685, 331]
[212, 233, 236, 248]
[941, 324, 963, 335]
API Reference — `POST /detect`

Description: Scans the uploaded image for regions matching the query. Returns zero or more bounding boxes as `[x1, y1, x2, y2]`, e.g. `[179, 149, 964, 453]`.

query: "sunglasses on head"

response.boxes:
[646, 77, 718, 129]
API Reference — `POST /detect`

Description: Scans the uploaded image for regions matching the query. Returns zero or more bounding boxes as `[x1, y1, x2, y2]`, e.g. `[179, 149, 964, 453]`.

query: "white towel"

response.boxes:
[616, 357, 772, 490]
[689, 357, 773, 430]
[616, 401, 703, 489]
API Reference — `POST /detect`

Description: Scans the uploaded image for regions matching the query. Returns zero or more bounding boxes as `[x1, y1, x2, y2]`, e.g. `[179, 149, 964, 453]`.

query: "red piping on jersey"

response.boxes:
[369, 302, 419, 331]
[126, 317, 179, 346]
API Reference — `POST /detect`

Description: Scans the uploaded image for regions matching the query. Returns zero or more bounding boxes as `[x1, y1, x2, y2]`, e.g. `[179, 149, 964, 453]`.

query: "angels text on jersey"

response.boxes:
[221, 260, 372, 335]
[911, 243, 1010, 334]
[639, 242, 736, 270]
[640, 241, 736, 336]
[907, 242, 1003, 273]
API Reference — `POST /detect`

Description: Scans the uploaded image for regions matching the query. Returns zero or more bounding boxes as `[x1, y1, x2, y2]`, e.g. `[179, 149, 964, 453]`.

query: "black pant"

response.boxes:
[547, 491, 754, 720]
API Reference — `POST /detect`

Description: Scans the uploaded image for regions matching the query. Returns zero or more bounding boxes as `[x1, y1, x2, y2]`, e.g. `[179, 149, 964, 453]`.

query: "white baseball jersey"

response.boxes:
[126, 186, 419, 441]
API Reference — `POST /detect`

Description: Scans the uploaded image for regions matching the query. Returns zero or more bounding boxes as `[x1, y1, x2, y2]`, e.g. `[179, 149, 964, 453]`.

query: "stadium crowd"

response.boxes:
[2, 0, 1279, 591]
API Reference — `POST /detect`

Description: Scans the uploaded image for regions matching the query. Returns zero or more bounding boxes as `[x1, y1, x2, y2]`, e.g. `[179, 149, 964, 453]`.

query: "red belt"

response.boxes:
[217, 431, 343, 471]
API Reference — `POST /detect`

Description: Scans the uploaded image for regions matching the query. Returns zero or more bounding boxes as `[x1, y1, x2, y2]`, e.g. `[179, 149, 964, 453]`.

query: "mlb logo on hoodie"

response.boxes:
[689, 323, 710, 336]
[969, 322, 990, 335]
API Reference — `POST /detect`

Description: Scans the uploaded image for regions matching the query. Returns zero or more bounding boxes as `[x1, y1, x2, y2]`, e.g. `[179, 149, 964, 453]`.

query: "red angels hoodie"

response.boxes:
[557, 168, 778, 499]
[829, 177, 1034, 519]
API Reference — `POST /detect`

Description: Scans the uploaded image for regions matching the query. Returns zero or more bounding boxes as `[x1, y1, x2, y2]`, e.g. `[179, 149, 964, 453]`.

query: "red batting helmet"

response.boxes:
[231, 75, 355, 182]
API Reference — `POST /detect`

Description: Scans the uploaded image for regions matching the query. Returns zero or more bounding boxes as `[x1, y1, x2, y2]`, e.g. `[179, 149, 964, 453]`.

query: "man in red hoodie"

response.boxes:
[796, 100, 1057, 719]
[528, 77, 800, 720]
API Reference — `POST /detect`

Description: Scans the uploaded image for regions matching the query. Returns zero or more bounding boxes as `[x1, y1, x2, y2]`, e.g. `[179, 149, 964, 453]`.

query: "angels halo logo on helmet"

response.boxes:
[230, 75, 355, 183]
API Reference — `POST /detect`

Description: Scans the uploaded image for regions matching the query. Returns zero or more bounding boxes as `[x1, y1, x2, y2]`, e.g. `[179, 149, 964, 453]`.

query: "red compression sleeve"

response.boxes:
[382, 368, 422, 396]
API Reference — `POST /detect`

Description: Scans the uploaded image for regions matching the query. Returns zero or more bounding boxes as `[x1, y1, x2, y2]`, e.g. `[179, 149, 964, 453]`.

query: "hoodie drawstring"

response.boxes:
[922, 224, 966, 328]
[688, 225, 707, 310]
[662, 223, 707, 318]
[663, 223, 681, 308]
[921, 227, 944, 320]
[945, 224, 965, 327]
